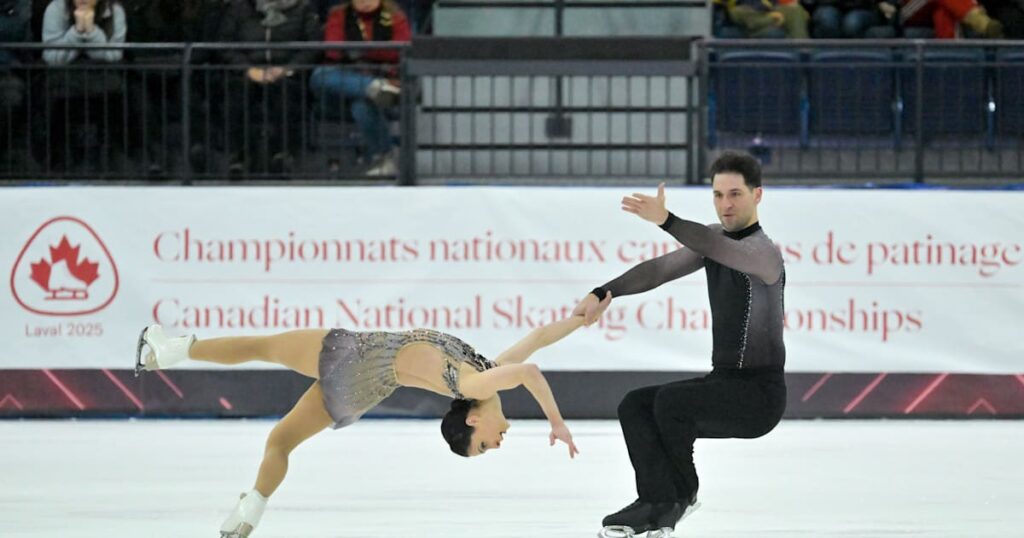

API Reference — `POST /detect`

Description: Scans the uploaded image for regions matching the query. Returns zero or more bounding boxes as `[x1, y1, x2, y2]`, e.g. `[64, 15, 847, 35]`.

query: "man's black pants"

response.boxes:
[617, 367, 787, 502]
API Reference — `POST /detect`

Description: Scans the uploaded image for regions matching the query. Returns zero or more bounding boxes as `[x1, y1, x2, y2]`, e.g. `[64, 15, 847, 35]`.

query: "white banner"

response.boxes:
[3, 187, 1022, 373]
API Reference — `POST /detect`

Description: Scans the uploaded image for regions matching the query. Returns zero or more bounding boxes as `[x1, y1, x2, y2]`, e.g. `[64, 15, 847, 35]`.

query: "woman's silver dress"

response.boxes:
[318, 328, 496, 429]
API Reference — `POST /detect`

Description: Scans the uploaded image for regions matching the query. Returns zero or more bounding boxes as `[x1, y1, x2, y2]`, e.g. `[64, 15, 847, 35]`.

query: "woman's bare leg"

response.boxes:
[189, 329, 329, 379]
[253, 381, 334, 497]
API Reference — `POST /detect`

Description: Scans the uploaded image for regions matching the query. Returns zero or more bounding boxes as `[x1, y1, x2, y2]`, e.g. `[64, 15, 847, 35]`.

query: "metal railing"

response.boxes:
[3, 38, 1024, 184]
[702, 39, 1024, 184]
[0, 42, 410, 183]
[406, 37, 700, 183]
[0, 38, 700, 184]
[434, 0, 707, 36]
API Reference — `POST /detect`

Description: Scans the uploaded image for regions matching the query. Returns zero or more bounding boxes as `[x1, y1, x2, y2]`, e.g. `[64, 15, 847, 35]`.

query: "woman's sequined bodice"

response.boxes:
[355, 328, 495, 399]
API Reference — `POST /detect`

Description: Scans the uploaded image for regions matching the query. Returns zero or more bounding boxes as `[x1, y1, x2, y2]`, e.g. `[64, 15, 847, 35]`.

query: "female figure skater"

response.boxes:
[134, 301, 603, 537]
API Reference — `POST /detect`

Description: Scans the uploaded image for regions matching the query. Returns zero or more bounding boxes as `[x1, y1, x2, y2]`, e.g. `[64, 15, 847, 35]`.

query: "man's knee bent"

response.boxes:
[617, 387, 656, 420]
[652, 387, 695, 427]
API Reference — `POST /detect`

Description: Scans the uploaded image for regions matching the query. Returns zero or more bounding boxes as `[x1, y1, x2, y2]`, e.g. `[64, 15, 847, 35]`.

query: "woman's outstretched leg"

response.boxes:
[220, 381, 334, 537]
[139, 324, 328, 379]
[189, 329, 329, 379]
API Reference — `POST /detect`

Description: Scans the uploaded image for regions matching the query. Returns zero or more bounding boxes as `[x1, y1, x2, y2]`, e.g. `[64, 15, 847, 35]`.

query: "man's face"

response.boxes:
[712, 172, 762, 232]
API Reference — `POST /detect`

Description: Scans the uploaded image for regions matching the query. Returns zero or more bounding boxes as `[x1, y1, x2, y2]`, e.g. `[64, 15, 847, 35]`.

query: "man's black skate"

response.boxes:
[645, 502, 685, 538]
[598, 500, 654, 537]
[674, 492, 701, 527]
[645, 495, 703, 537]
[651, 502, 684, 529]
[599, 499, 701, 538]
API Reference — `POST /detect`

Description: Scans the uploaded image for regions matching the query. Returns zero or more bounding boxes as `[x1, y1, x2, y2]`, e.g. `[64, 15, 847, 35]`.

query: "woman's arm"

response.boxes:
[494, 312, 594, 367]
[458, 364, 559, 421]
[459, 362, 578, 457]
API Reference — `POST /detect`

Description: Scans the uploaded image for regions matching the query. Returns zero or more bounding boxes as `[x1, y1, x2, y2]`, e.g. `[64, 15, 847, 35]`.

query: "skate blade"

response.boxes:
[680, 502, 701, 522]
[134, 326, 149, 378]
[220, 522, 254, 538]
[599, 526, 637, 538]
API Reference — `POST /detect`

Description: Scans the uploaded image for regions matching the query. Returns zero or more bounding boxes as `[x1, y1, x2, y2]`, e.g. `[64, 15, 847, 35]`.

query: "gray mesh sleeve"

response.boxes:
[601, 246, 704, 298]
[660, 214, 783, 285]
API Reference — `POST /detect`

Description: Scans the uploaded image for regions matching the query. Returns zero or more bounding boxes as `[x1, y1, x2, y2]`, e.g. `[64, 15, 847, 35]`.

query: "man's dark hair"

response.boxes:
[709, 151, 762, 190]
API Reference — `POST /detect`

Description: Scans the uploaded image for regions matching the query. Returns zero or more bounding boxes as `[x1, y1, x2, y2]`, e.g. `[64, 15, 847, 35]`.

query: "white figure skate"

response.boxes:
[134, 324, 195, 377]
[219, 490, 267, 538]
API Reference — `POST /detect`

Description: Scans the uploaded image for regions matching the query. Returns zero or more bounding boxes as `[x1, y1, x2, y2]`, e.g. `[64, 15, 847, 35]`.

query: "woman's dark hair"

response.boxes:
[709, 150, 762, 190]
[440, 399, 477, 457]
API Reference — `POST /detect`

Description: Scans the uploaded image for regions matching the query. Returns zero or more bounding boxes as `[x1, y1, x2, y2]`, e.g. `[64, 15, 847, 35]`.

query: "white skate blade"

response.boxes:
[220, 523, 254, 538]
[680, 502, 701, 523]
[599, 525, 638, 538]
[134, 326, 149, 377]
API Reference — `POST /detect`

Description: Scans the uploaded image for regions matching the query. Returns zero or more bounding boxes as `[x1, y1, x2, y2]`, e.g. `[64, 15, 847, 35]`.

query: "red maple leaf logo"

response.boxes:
[29, 260, 50, 292]
[28, 236, 100, 300]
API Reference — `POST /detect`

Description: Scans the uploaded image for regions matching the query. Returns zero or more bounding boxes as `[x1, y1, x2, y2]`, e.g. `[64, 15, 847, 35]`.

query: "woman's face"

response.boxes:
[352, 0, 381, 13]
[466, 397, 509, 457]
[74, 0, 98, 10]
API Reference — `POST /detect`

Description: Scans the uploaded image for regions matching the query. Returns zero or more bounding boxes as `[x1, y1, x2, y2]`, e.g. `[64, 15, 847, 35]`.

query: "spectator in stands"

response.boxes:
[124, 0, 207, 54]
[42, 0, 125, 65]
[721, 0, 811, 38]
[310, 0, 410, 176]
[124, 0, 216, 175]
[314, 0, 428, 33]
[879, 0, 1004, 37]
[808, 0, 884, 37]
[41, 0, 130, 171]
[979, 0, 1024, 37]
[712, 0, 749, 37]
[218, 0, 320, 175]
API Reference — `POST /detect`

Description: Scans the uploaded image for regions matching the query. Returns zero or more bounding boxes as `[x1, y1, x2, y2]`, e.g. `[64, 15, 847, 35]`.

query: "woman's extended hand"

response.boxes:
[549, 420, 579, 459]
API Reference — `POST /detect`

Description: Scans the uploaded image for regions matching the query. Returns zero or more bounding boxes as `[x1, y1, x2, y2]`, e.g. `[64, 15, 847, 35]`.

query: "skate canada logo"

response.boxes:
[10, 216, 119, 316]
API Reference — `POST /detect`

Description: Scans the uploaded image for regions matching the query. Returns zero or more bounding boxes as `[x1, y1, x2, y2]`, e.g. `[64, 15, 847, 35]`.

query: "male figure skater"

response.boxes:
[575, 151, 788, 537]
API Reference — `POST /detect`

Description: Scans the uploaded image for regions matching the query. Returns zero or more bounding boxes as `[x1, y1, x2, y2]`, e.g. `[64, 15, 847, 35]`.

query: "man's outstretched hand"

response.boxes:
[621, 182, 669, 225]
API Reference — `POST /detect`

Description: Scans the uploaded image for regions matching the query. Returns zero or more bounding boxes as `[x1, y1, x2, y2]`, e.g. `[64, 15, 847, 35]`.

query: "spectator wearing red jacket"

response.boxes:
[893, 0, 1004, 37]
[310, 0, 411, 176]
